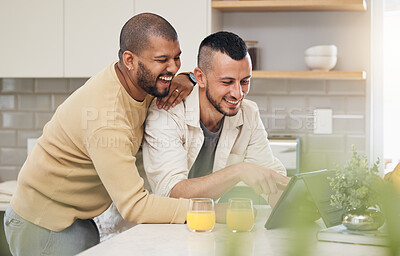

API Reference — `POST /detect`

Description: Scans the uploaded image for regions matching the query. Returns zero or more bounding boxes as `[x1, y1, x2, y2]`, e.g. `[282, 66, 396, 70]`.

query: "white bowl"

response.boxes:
[305, 55, 337, 71]
[305, 45, 337, 56]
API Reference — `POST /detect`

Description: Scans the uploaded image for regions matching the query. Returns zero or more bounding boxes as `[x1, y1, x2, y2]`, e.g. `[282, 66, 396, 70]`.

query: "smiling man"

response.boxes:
[143, 31, 289, 204]
[4, 13, 194, 256]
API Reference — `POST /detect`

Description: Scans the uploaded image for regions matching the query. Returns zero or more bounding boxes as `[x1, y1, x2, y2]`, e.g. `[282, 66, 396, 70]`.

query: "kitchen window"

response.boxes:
[383, 0, 400, 172]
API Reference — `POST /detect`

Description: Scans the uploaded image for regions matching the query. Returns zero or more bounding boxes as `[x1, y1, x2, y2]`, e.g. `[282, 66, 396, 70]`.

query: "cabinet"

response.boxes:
[0, 0, 130, 78]
[134, 0, 216, 73]
[252, 70, 366, 80]
[211, 0, 367, 80]
[64, 0, 133, 77]
[0, 1, 365, 79]
[0, 0, 63, 77]
[66, 0, 217, 76]
[0, 0, 218, 77]
[212, 0, 367, 12]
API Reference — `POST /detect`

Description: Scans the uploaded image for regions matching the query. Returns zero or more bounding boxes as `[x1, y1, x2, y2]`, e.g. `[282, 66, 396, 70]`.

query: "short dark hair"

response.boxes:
[197, 31, 248, 73]
[118, 13, 178, 60]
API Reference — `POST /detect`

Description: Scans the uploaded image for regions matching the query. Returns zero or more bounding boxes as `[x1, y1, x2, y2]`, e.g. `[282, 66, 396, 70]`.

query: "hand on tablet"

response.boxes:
[237, 162, 290, 196]
[268, 190, 284, 208]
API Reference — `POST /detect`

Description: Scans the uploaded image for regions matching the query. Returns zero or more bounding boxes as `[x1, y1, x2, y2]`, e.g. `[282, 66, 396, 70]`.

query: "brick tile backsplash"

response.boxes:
[52, 94, 70, 110]
[1, 78, 34, 93]
[346, 135, 366, 153]
[245, 96, 268, 112]
[0, 95, 15, 109]
[307, 134, 346, 153]
[326, 80, 365, 95]
[268, 96, 308, 115]
[288, 79, 326, 95]
[345, 96, 366, 114]
[262, 115, 287, 131]
[2, 112, 34, 129]
[35, 78, 69, 93]
[17, 130, 42, 147]
[0, 77, 368, 181]
[0, 148, 27, 165]
[286, 115, 312, 133]
[0, 166, 19, 181]
[250, 79, 287, 95]
[68, 78, 88, 93]
[18, 95, 51, 111]
[35, 113, 54, 129]
[0, 130, 16, 147]
[333, 118, 365, 134]
[326, 152, 355, 170]
[308, 96, 346, 114]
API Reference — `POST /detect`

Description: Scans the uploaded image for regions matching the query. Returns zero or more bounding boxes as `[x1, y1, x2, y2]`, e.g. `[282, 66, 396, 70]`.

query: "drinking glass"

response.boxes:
[187, 198, 215, 232]
[226, 198, 255, 232]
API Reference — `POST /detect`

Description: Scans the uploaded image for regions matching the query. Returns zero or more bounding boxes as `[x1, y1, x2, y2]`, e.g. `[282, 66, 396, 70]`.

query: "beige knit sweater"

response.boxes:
[11, 62, 189, 231]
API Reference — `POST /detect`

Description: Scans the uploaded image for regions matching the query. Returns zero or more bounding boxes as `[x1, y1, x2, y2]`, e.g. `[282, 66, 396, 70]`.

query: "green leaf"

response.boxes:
[329, 146, 383, 211]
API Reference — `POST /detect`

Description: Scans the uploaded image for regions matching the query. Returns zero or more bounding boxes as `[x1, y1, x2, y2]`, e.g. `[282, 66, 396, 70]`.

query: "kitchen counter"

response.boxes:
[0, 180, 17, 211]
[0, 203, 8, 212]
[78, 206, 389, 256]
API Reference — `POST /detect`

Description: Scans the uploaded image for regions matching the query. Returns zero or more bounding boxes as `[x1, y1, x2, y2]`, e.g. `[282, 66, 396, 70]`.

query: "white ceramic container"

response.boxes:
[304, 55, 337, 71]
[305, 45, 337, 56]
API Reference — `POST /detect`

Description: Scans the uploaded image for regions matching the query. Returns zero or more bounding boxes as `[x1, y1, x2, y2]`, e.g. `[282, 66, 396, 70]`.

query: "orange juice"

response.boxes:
[226, 209, 254, 232]
[186, 211, 216, 232]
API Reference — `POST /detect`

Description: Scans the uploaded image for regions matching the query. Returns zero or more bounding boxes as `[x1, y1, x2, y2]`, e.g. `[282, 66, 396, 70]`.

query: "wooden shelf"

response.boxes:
[211, 0, 367, 12]
[251, 70, 366, 80]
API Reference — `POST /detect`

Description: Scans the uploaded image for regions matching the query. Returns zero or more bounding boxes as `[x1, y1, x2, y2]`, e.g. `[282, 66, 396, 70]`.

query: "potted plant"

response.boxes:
[329, 146, 385, 231]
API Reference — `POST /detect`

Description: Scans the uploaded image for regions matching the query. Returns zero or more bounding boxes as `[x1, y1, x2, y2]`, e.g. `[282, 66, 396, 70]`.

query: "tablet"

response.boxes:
[265, 169, 344, 230]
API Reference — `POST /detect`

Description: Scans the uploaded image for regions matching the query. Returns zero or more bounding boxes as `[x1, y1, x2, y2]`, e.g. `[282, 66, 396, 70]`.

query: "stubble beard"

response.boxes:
[137, 61, 169, 98]
[205, 83, 239, 117]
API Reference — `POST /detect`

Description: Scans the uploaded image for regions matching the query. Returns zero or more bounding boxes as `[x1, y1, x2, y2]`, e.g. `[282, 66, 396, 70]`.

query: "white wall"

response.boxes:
[219, 6, 374, 171]
[222, 11, 370, 72]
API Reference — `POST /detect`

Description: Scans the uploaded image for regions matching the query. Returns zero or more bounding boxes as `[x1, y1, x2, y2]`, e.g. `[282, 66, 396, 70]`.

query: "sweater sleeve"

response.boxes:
[86, 127, 189, 224]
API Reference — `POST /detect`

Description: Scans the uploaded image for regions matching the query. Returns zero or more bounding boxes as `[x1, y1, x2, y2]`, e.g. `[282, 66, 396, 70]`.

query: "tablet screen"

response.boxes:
[265, 169, 344, 230]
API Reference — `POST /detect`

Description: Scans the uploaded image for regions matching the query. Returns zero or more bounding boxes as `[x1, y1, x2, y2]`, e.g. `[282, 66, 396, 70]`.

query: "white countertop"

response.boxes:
[0, 180, 16, 212]
[78, 206, 389, 256]
[0, 203, 8, 212]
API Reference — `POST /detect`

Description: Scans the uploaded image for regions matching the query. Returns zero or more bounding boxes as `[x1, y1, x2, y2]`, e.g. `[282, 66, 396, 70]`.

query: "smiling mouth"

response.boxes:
[224, 98, 241, 105]
[158, 75, 173, 82]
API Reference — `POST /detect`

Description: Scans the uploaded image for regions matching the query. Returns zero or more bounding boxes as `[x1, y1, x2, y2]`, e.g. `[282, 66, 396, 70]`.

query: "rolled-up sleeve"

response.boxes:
[143, 102, 190, 197]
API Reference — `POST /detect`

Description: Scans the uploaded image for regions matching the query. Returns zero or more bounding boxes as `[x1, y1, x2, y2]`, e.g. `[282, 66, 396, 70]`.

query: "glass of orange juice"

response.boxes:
[226, 198, 254, 232]
[187, 198, 215, 232]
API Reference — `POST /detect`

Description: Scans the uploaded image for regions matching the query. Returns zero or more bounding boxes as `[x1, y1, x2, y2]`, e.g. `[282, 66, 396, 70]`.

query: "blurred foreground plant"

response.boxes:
[329, 146, 382, 211]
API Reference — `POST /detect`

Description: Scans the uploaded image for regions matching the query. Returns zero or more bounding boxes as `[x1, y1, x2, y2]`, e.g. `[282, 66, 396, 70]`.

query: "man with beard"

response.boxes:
[4, 13, 195, 256]
[143, 31, 290, 205]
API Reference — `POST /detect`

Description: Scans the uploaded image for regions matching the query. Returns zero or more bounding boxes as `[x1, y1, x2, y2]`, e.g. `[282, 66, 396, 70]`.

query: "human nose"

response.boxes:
[166, 58, 180, 74]
[230, 81, 243, 100]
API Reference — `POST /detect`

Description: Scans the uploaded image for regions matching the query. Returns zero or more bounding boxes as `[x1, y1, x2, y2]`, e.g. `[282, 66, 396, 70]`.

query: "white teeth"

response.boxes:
[225, 98, 240, 104]
[159, 76, 173, 81]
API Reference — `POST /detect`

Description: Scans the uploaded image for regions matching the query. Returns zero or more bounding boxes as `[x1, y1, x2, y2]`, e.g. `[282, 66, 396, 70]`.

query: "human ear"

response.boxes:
[194, 67, 206, 88]
[122, 50, 136, 71]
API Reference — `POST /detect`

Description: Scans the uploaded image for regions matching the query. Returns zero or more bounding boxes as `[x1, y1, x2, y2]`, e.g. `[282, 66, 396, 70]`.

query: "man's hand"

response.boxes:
[268, 190, 284, 208]
[156, 73, 194, 110]
[237, 162, 290, 196]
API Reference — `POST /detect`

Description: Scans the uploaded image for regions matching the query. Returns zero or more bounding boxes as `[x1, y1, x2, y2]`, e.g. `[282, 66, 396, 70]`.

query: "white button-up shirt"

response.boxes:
[143, 86, 286, 197]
